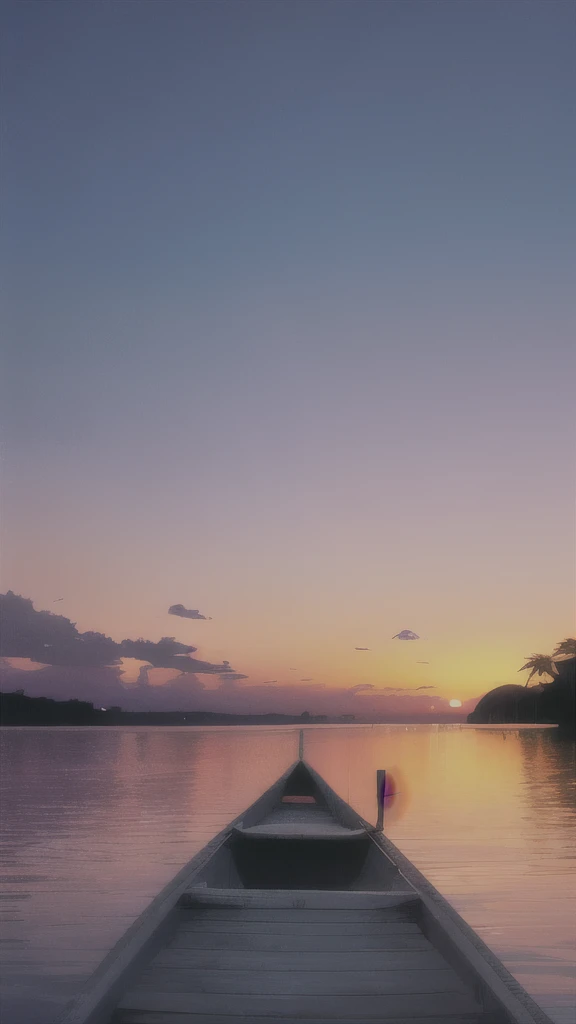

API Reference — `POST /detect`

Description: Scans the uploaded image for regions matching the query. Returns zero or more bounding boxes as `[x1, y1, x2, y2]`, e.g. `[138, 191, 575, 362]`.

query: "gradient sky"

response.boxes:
[1, 1, 574, 714]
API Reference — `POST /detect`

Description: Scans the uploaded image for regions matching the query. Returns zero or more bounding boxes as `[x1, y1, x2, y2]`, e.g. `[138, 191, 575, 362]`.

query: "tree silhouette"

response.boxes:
[518, 654, 557, 687]
[553, 638, 576, 659]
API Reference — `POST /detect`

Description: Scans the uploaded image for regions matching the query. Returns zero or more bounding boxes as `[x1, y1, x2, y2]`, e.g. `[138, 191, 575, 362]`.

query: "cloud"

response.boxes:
[349, 683, 436, 697]
[362, 687, 407, 695]
[354, 685, 434, 695]
[120, 636, 197, 661]
[355, 647, 370, 651]
[168, 604, 210, 620]
[417, 661, 430, 664]
[136, 665, 151, 686]
[261, 680, 277, 684]
[300, 678, 313, 681]
[0, 592, 232, 676]
[392, 630, 420, 640]
[219, 672, 249, 683]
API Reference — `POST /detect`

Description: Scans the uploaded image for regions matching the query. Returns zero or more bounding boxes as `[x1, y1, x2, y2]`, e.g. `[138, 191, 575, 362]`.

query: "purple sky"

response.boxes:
[1, 2, 574, 715]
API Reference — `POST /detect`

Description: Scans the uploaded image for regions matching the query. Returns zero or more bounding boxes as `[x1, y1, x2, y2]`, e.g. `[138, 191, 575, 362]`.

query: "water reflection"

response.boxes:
[0, 727, 297, 1024]
[306, 725, 576, 1023]
[518, 729, 576, 831]
[0, 725, 574, 1024]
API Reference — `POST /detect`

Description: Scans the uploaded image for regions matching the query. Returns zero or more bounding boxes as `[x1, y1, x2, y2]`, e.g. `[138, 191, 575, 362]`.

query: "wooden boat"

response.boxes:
[58, 757, 553, 1024]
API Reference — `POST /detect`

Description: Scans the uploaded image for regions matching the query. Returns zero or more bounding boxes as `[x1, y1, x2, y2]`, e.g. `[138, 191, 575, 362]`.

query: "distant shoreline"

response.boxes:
[0, 691, 468, 727]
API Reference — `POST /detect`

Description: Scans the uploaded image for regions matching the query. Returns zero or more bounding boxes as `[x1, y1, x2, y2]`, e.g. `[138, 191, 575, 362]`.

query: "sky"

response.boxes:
[1, 1, 574, 718]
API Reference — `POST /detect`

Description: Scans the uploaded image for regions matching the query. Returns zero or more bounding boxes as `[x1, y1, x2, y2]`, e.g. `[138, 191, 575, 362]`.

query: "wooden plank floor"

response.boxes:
[113, 899, 498, 1023]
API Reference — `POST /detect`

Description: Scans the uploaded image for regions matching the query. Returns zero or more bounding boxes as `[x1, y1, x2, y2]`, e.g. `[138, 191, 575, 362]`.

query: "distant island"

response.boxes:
[467, 643, 575, 733]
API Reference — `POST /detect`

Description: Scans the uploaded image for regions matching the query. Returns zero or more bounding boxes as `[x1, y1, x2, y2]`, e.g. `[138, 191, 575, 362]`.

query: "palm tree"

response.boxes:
[518, 654, 557, 687]
[552, 638, 576, 659]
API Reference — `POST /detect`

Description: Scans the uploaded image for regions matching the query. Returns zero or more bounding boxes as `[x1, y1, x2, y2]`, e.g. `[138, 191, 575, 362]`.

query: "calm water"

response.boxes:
[0, 725, 574, 1024]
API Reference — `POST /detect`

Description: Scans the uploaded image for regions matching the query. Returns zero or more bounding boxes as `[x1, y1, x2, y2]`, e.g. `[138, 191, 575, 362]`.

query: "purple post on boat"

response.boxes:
[376, 769, 386, 831]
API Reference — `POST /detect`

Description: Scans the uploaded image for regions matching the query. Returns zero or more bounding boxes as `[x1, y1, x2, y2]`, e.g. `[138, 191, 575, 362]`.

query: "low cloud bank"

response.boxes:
[0, 592, 230, 675]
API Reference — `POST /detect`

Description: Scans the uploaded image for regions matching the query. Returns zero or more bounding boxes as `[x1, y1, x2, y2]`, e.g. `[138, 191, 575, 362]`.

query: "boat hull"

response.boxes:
[57, 759, 554, 1024]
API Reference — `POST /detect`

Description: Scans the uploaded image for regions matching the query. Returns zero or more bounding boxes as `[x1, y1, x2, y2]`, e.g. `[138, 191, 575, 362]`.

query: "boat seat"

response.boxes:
[234, 799, 366, 840]
[180, 886, 418, 909]
[233, 823, 367, 840]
